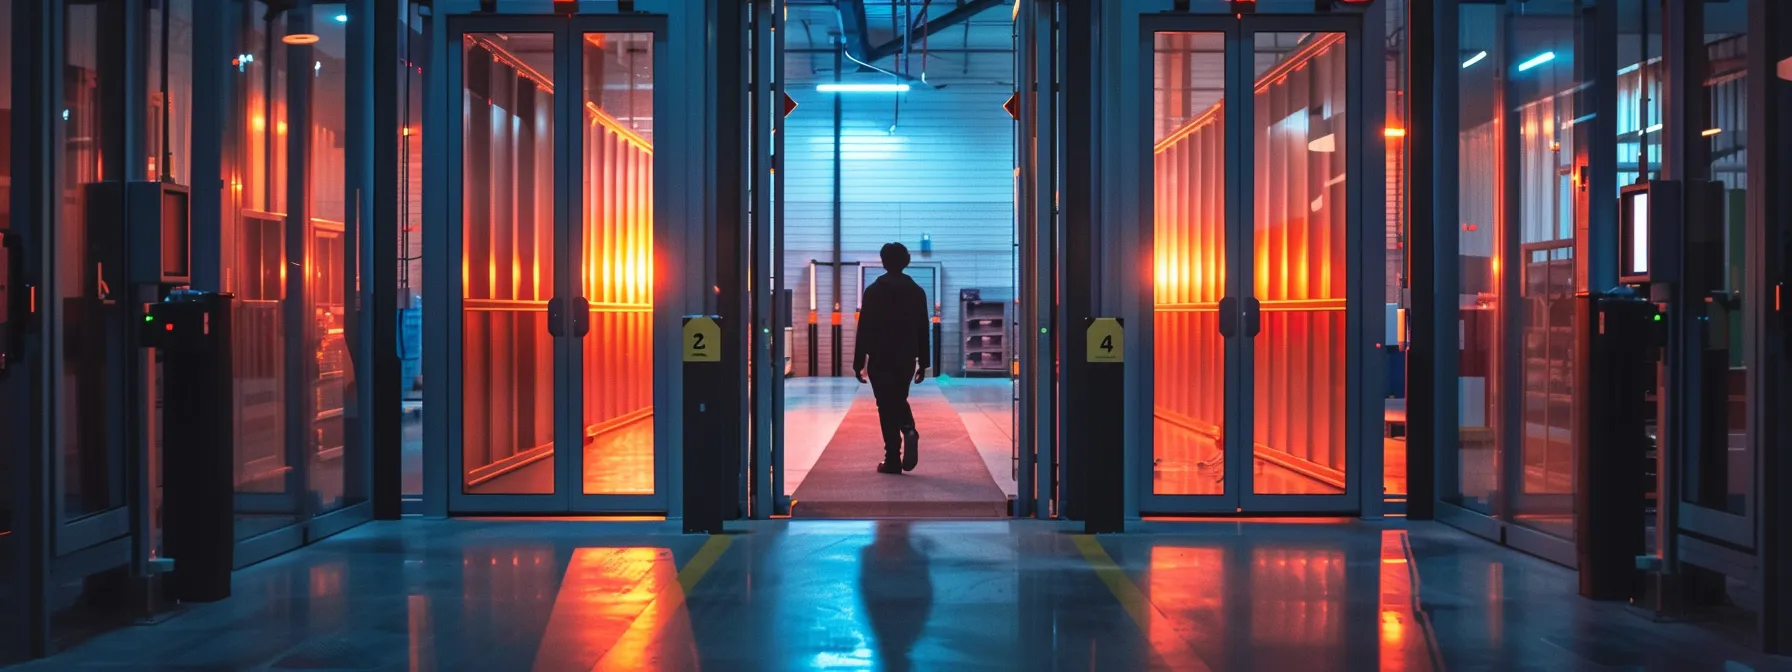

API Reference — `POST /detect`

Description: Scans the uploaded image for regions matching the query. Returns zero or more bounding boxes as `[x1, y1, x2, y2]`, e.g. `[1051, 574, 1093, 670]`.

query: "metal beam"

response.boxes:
[833, 0, 1005, 64]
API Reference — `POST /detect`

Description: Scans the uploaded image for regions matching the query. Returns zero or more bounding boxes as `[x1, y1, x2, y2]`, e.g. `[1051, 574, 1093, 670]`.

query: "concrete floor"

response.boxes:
[17, 519, 1789, 671]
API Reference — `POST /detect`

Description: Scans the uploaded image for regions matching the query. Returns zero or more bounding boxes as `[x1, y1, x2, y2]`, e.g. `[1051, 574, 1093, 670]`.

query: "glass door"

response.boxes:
[447, 16, 664, 513]
[1142, 14, 1368, 515]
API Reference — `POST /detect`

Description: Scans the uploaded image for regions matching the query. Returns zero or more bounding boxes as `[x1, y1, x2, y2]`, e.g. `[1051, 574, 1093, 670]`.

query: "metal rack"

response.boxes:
[960, 297, 1009, 376]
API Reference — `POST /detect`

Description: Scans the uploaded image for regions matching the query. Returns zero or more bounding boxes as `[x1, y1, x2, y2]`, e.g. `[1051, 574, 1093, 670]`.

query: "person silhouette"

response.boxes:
[853, 243, 930, 474]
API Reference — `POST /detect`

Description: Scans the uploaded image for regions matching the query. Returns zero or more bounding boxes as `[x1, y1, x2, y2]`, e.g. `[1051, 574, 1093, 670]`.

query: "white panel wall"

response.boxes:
[782, 76, 1016, 376]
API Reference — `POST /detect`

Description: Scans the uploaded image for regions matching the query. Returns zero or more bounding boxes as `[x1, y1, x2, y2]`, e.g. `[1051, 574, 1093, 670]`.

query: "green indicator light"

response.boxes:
[1040, 327, 1048, 334]
[1653, 314, 1662, 321]
[144, 314, 154, 322]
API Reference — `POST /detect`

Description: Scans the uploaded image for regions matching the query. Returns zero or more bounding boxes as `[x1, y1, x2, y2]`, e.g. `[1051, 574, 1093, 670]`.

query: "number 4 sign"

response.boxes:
[1085, 317, 1123, 363]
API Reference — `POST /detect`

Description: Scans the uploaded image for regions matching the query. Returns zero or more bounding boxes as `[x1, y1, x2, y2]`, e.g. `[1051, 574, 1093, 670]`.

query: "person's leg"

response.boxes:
[876, 366, 919, 471]
[869, 371, 904, 466]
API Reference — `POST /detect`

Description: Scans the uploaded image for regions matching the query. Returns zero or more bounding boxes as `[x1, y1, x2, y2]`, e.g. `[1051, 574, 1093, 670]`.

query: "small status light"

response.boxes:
[165, 324, 175, 332]
[144, 314, 154, 322]
[1653, 314, 1662, 322]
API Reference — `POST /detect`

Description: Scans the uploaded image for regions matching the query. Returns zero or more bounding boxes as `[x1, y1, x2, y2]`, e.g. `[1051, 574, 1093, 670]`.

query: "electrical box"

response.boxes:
[85, 181, 192, 286]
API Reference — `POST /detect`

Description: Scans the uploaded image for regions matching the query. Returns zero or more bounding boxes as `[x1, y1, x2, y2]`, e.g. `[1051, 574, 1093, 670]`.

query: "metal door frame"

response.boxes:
[1126, 4, 1384, 517]
[438, 11, 671, 515]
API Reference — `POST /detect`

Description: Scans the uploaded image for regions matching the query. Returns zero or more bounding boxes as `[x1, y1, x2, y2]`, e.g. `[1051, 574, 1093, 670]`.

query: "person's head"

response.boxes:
[880, 242, 911, 273]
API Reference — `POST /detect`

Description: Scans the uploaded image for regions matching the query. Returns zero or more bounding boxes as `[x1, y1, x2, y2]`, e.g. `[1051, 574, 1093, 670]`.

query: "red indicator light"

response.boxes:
[165, 324, 174, 332]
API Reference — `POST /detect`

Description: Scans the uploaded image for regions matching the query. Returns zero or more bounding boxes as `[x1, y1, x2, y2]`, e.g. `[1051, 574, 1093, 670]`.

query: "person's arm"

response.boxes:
[913, 286, 930, 378]
[853, 286, 873, 377]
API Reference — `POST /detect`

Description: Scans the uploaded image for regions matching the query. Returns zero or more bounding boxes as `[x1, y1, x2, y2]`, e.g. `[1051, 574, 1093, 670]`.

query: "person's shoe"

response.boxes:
[901, 427, 920, 472]
[875, 461, 903, 475]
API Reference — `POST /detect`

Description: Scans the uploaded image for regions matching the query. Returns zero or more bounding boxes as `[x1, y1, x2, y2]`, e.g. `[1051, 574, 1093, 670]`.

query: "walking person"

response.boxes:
[854, 243, 930, 474]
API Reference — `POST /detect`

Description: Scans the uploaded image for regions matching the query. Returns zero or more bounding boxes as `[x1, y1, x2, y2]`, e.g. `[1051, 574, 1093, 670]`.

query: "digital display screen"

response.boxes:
[1628, 191, 1648, 276]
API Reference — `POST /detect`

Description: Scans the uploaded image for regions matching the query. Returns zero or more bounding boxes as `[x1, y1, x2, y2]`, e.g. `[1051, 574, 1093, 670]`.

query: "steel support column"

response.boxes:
[284, 2, 317, 531]
[1058, 0, 1095, 520]
[367, 0, 403, 520]
[1749, 0, 1792, 653]
[1404, 0, 1450, 521]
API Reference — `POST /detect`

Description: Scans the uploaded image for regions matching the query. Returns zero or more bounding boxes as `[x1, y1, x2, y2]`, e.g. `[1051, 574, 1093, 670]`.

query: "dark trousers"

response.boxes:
[868, 365, 915, 462]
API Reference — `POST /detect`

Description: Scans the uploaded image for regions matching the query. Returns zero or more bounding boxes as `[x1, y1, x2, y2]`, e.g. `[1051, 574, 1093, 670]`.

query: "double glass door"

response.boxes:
[447, 16, 664, 513]
[1142, 14, 1374, 514]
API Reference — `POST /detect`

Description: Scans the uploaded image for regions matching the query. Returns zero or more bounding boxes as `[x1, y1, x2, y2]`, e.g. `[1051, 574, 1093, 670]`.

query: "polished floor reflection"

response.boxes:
[20, 519, 1790, 671]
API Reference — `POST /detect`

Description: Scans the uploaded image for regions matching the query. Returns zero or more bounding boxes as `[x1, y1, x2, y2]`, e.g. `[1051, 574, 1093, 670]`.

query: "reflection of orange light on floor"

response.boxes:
[532, 548, 695, 672]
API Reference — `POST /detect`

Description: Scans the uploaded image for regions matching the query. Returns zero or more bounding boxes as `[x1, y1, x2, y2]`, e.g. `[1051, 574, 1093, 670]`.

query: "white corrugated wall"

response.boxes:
[782, 75, 1016, 376]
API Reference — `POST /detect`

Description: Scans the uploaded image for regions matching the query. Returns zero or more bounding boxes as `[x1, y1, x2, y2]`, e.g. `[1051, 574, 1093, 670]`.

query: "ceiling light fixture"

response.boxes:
[1516, 51, 1556, 72]
[817, 83, 910, 93]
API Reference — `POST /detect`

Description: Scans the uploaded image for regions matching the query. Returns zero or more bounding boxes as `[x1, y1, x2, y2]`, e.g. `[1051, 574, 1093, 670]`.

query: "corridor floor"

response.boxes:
[17, 520, 1790, 671]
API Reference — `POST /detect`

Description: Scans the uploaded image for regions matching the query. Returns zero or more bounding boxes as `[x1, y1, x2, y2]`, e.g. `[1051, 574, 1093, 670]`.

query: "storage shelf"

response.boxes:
[961, 297, 1012, 377]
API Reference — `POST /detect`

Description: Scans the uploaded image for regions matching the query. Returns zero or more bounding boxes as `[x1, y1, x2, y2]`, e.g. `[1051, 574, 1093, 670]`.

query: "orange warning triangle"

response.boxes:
[782, 92, 799, 118]
[1003, 92, 1019, 120]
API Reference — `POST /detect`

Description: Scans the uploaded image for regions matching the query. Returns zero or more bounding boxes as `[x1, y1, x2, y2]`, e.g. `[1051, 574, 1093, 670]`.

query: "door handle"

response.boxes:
[547, 297, 565, 338]
[1217, 296, 1237, 338]
[1244, 297, 1262, 338]
[572, 297, 591, 338]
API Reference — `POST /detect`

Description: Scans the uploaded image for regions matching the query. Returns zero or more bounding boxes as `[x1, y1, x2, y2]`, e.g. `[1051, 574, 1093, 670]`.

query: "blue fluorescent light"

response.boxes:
[1461, 51, 1487, 69]
[1516, 51, 1556, 72]
[335, 14, 349, 23]
[817, 83, 910, 93]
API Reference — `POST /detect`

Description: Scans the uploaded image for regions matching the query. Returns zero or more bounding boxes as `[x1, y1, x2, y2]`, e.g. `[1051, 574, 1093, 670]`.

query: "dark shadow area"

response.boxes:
[858, 521, 934, 671]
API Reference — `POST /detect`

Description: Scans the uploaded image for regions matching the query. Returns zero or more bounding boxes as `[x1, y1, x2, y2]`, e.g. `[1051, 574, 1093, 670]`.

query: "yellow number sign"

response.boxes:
[683, 316, 721, 362]
[1085, 318, 1123, 363]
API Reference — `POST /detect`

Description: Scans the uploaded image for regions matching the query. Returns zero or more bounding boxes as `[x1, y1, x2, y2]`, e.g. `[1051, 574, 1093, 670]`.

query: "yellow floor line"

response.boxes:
[678, 535, 734, 592]
[1071, 535, 1215, 672]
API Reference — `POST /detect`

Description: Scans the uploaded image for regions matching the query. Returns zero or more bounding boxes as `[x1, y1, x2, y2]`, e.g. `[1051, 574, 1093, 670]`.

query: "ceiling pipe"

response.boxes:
[832, 0, 1004, 65]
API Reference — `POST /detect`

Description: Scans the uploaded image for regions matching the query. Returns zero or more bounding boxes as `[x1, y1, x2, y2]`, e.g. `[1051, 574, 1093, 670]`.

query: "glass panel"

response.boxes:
[400, 4, 425, 497]
[580, 32, 655, 496]
[1510, 11, 1580, 540]
[1151, 32, 1227, 497]
[59, 0, 127, 519]
[1251, 32, 1349, 496]
[460, 32, 557, 495]
[308, 4, 354, 513]
[146, 0, 194, 184]
[226, 2, 301, 539]
[1689, 3, 1750, 517]
[1452, 4, 1501, 514]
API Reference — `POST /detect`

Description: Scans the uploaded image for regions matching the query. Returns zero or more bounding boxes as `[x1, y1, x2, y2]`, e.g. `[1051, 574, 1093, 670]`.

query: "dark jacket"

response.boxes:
[854, 271, 930, 373]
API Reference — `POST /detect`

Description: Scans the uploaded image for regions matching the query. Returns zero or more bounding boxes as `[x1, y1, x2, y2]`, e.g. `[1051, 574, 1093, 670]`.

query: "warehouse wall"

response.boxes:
[782, 75, 1016, 377]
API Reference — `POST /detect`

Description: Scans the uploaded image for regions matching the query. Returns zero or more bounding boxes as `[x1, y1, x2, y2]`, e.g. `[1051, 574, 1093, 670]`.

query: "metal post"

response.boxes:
[1748, 0, 1792, 653]
[1058, 0, 1095, 520]
[682, 316, 726, 533]
[1405, 0, 1453, 521]
[1014, 0, 1036, 517]
[715, 0, 750, 519]
[750, 0, 776, 519]
[1029, 0, 1056, 520]
[369, 0, 403, 520]
[285, 2, 316, 526]
[830, 42, 844, 378]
